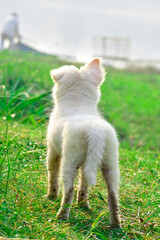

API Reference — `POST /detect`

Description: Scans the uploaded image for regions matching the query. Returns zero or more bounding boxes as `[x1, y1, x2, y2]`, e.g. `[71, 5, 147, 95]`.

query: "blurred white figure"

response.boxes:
[1, 13, 19, 49]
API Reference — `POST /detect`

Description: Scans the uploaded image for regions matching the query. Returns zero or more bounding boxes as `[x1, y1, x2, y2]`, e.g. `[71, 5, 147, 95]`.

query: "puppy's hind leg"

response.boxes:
[45, 145, 60, 199]
[101, 164, 121, 228]
[77, 168, 89, 208]
[57, 127, 84, 219]
[57, 161, 78, 220]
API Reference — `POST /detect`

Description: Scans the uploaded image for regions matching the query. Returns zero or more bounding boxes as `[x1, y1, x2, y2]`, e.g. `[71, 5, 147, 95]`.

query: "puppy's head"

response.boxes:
[50, 58, 105, 101]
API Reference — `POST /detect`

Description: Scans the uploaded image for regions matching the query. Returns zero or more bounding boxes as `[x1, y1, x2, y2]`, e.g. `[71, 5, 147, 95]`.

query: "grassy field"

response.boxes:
[0, 50, 160, 239]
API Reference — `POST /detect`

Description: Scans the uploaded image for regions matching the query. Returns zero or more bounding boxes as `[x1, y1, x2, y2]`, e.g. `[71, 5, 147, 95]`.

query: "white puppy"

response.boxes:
[46, 58, 121, 228]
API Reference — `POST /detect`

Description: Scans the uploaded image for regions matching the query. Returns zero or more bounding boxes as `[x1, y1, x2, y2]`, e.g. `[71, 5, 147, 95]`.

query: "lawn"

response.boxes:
[0, 50, 160, 239]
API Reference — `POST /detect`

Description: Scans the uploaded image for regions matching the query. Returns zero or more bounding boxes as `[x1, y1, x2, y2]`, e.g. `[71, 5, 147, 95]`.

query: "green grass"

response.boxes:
[0, 50, 160, 239]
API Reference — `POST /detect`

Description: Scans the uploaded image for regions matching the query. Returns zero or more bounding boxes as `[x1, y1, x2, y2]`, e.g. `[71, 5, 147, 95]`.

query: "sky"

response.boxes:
[0, 0, 160, 61]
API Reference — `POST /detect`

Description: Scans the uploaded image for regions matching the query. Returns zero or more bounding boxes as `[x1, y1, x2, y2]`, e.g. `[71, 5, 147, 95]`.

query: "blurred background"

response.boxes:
[0, 0, 160, 68]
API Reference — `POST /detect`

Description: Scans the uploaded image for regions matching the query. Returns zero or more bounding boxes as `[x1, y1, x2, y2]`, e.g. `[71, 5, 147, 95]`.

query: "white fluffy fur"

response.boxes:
[46, 58, 121, 227]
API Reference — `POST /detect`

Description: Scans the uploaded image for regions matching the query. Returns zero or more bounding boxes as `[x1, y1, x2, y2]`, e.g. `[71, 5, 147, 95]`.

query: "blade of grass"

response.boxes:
[4, 157, 11, 198]
[0, 59, 16, 69]
[9, 91, 51, 114]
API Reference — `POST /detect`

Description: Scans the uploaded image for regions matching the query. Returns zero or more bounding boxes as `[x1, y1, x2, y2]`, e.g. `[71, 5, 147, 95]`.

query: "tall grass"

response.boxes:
[0, 71, 52, 124]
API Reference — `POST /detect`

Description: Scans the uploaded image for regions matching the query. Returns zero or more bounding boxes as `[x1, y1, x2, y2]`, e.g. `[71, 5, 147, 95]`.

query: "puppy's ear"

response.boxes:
[50, 68, 65, 82]
[85, 58, 105, 85]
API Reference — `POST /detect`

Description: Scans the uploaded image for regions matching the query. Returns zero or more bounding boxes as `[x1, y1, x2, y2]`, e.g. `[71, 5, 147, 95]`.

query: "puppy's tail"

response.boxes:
[83, 127, 106, 186]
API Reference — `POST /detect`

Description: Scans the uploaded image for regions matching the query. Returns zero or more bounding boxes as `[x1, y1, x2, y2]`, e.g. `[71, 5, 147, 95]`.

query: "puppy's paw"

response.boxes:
[78, 200, 90, 209]
[57, 208, 69, 220]
[44, 194, 57, 200]
[109, 222, 121, 229]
